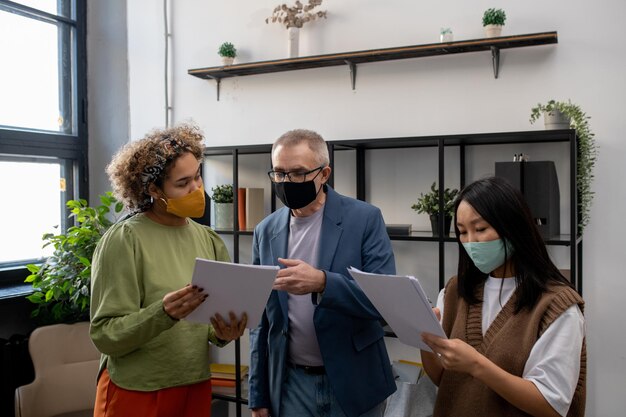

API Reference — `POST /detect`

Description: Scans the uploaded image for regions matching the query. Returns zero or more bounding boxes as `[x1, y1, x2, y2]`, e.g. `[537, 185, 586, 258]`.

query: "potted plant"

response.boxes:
[411, 182, 459, 237]
[218, 42, 237, 66]
[211, 184, 234, 230]
[482, 8, 506, 38]
[25, 192, 123, 325]
[266, 0, 327, 58]
[530, 100, 598, 234]
[440, 27, 453, 43]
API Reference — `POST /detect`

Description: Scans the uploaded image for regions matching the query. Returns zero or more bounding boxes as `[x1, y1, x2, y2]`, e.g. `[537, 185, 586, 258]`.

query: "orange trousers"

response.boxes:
[94, 369, 212, 417]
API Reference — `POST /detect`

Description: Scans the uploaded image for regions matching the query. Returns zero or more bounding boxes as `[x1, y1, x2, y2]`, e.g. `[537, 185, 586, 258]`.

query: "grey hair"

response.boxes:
[272, 129, 330, 166]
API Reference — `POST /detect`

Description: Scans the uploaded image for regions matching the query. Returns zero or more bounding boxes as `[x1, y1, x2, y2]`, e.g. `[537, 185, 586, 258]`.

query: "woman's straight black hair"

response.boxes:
[454, 176, 571, 313]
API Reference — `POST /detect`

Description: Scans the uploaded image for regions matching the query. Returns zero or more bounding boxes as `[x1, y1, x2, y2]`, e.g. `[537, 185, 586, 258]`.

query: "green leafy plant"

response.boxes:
[530, 99, 598, 234]
[211, 184, 234, 203]
[482, 8, 506, 26]
[25, 192, 123, 325]
[218, 42, 237, 58]
[411, 182, 459, 216]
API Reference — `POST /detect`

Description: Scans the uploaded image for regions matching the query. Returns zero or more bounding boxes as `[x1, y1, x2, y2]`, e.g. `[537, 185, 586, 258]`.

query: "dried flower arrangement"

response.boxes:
[266, 0, 327, 29]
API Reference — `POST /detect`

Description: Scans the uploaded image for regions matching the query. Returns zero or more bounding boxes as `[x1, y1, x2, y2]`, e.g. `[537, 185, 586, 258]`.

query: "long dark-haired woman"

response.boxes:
[421, 176, 586, 417]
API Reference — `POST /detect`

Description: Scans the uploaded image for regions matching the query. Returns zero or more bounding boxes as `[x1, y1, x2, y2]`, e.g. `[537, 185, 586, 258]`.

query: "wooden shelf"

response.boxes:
[189, 31, 557, 100]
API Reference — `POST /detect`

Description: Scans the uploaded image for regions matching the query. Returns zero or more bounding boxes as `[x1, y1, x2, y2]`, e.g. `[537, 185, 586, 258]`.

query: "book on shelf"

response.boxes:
[237, 187, 246, 230]
[245, 188, 264, 230]
[211, 379, 248, 396]
[211, 378, 237, 387]
[210, 363, 249, 380]
[385, 224, 412, 236]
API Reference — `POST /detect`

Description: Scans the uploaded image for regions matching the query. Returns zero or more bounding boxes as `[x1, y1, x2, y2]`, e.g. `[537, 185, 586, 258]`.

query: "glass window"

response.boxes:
[9, 0, 72, 18]
[0, 158, 66, 264]
[0, 10, 75, 133]
[0, 0, 84, 282]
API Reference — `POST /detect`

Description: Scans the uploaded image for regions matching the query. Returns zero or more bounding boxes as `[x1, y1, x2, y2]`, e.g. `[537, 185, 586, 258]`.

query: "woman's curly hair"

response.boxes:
[106, 123, 205, 212]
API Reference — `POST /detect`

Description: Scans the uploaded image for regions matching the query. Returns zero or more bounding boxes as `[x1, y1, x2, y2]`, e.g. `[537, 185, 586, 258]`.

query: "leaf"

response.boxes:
[24, 274, 38, 283]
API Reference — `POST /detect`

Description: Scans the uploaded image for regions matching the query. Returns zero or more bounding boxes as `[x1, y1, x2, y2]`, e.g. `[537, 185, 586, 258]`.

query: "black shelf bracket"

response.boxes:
[206, 75, 221, 101]
[491, 46, 500, 79]
[345, 60, 357, 90]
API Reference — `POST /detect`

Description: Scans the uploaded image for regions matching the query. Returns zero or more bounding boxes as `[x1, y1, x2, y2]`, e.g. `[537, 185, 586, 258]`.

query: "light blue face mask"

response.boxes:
[462, 239, 514, 274]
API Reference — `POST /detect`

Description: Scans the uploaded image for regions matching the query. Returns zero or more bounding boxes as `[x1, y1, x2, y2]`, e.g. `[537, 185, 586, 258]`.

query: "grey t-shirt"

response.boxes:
[286, 205, 324, 366]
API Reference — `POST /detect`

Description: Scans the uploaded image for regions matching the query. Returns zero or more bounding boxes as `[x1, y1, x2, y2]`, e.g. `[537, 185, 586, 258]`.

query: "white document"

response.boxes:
[348, 267, 447, 352]
[186, 258, 279, 329]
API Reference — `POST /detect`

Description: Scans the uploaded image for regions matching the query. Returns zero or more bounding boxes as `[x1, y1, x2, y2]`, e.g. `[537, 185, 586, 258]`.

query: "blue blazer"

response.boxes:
[248, 186, 397, 417]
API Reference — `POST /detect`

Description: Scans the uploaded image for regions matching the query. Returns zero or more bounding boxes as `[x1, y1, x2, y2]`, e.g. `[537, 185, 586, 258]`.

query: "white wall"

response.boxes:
[94, 0, 626, 415]
[87, 0, 130, 201]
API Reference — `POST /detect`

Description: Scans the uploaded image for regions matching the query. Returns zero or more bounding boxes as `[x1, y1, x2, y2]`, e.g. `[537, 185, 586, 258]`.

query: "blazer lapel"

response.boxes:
[318, 187, 343, 271]
[270, 209, 290, 321]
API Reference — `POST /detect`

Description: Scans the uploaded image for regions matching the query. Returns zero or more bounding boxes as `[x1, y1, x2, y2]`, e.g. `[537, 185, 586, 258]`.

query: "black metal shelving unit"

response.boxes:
[203, 128, 582, 416]
[189, 32, 558, 100]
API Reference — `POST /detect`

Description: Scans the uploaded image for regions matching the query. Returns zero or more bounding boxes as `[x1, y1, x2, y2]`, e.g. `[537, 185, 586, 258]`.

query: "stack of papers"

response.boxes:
[186, 259, 279, 328]
[348, 267, 447, 352]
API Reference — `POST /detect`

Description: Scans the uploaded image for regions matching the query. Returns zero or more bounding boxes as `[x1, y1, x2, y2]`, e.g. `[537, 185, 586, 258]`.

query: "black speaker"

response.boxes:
[495, 161, 560, 238]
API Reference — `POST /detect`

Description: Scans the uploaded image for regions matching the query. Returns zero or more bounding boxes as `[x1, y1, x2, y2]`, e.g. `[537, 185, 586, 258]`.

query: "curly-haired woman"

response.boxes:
[90, 123, 246, 417]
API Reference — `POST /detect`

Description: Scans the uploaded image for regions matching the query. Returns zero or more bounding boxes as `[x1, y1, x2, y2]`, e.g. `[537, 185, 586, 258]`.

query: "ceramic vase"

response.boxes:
[214, 202, 233, 229]
[287, 26, 300, 58]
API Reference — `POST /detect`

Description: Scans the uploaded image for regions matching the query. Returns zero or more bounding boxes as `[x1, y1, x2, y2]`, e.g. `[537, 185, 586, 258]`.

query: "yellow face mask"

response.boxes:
[160, 184, 205, 218]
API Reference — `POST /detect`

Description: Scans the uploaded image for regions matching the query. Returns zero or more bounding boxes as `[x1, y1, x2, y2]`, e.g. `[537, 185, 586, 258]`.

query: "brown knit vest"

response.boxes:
[434, 277, 586, 417]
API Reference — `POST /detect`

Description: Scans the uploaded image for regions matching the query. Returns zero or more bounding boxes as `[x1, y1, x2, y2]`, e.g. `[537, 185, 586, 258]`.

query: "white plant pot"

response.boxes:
[214, 202, 233, 229]
[544, 110, 571, 130]
[287, 26, 300, 58]
[483, 24, 503, 38]
[221, 56, 234, 66]
[440, 33, 453, 43]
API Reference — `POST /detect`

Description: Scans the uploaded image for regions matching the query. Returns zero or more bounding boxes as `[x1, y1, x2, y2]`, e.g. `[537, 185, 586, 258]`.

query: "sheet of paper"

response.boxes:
[348, 267, 447, 352]
[186, 258, 279, 329]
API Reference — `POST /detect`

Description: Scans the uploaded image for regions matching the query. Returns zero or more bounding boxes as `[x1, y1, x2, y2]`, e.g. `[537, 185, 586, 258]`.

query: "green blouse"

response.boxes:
[90, 213, 230, 391]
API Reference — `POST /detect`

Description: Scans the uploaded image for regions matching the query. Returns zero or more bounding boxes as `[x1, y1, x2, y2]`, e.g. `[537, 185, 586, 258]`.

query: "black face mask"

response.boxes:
[274, 180, 323, 210]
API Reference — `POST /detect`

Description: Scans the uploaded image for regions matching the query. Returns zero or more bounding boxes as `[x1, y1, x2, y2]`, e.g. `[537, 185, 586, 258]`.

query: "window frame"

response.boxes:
[0, 0, 87, 285]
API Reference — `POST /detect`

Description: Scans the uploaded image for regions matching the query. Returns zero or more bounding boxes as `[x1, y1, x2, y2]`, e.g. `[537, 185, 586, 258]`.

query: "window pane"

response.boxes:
[0, 159, 64, 264]
[0, 11, 74, 133]
[10, 0, 71, 19]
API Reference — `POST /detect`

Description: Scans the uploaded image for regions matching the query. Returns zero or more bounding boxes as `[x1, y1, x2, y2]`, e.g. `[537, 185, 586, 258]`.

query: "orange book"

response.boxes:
[237, 188, 246, 230]
[211, 378, 236, 387]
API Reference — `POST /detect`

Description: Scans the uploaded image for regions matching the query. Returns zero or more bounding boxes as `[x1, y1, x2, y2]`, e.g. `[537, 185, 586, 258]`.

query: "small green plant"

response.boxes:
[482, 8, 506, 26]
[411, 182, 459, 217]
[218, 42, 237, 58]
[211, 184, 234, 203]
[530, 99, 598, 234]
[25, 192, 123, 325]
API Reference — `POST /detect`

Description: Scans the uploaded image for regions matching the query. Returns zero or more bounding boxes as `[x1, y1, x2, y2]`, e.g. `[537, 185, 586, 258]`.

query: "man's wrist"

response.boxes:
[318, 270, 327, 293]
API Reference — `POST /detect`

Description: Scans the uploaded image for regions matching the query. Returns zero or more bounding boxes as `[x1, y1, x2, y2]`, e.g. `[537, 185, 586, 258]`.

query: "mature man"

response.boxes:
[249, 129, 396, 417]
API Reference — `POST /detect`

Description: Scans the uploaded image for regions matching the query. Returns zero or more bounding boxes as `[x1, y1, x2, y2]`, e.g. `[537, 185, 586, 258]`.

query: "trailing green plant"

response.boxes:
[211, 184, 234, 203]
[25, 192, 123, 325]
[218, 42, 237, 58]
[482, 8, 506, 26]
[530, 99, 598, 234]
[411, 182, 459, 217]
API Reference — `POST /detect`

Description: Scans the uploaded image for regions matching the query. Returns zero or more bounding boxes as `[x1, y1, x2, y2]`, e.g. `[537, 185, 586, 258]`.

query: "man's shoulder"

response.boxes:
[329, 188, 380, 213]
[255, 206, 289, 231]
